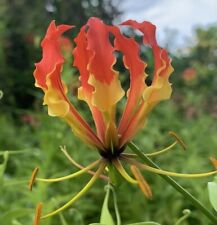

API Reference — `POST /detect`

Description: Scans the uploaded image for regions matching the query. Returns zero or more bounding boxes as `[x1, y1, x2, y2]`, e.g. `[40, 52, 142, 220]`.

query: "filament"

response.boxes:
[29, 167, 39, 191]
[145, 141, 177, 157]
[41, 161, 106, 219]
[36, 160, 100, 183]
[60, 146, 109, 181]
[113, 159, 137, 184]
[34, 202, 43, 225]
[131, 165, 152, 199]
[125, 158, 217, 178]
[128, 131, 186, 158]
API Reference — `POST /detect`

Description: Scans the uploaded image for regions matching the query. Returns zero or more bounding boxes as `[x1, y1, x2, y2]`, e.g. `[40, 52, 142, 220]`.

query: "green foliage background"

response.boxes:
[0, 1, 217, 225]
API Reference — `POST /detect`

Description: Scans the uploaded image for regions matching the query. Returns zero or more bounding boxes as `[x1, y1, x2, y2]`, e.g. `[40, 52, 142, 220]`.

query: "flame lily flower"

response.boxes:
[34, 17, 173, 152]
[32, 18, 217, 223]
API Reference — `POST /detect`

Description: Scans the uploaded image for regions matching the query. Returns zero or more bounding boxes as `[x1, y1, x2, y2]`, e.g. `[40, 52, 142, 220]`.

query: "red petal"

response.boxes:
[86, 17, 116, 84]
[73, 26, 93, 95]
[119, 20, 173, 146]
[109, 26, 146, 135]
[34, 20, 74, 89]
[79, 17, 125, 147]
[73, 26, 106, 142]
[122, 20, 171, 81]
[33, 21, 104, 149]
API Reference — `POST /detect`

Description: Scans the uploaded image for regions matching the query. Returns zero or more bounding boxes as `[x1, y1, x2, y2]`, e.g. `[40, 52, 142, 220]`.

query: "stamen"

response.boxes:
[124, 135, 184, 158]
[210, 157, 217, 169]
[113, 159, 137, 184]
[125, 158, 217, 178]
[36, 160, 100, 183]
[41, 160, 106, 219]
[29, 167, 39, 191]
[34, 202, 43, 225]
[140, 163, 217, 178]
[131, 165, 152, 199]
[145, 141, 177, 157]
[60, 146, 109, 181]
[169, 131, 187, 150]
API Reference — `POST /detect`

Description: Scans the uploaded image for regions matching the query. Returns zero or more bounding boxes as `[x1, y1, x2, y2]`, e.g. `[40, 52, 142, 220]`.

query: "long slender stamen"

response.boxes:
[36, 160, 100, 183]
[113, 159, 137, 184]
[60, 146, 109, 181]
[123, 140, 183, 158]
[124, 157, 217, 178]
[145, 131, 187, 157]
[131, 165, 152, 199]
[145, 141, 178, 157]
[41, 160, 106, 219]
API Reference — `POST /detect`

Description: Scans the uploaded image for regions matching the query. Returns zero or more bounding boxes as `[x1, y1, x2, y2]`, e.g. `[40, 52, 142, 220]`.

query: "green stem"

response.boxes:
[128, 141, 217, 225]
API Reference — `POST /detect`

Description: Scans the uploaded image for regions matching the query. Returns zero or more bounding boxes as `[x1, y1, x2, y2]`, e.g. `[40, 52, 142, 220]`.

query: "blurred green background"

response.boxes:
[0, 0, 217, 225]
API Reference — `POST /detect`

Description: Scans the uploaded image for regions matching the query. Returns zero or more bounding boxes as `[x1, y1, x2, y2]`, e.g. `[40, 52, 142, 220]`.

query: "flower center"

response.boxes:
[99, 145, 125, 161]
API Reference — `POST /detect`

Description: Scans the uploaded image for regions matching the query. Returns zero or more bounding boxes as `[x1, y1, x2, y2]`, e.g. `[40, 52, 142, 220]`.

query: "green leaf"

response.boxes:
[126, 222, 161, 225]
[208, 180, 217, 211]
[100, 186, 115, 225]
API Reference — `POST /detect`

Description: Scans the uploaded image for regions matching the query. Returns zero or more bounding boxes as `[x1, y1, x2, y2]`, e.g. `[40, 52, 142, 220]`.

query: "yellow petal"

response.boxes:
[44, 90, 69, 117]
[88, 73, 124, 112]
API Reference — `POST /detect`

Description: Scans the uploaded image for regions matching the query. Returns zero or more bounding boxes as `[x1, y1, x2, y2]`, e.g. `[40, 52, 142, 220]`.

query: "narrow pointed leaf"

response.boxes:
[100, 186, 115, 225]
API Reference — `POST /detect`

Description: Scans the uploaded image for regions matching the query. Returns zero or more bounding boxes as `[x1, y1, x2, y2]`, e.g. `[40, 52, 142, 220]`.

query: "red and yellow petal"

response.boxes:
[86, 18, 125, 113]
[74, 18, 125, 149]
[109, 26, 147, 136]
[119, 20, 174, 146]
[73, 26, 106, 142]
[33, 21, 104, 149]
[34, 20, 73, 89]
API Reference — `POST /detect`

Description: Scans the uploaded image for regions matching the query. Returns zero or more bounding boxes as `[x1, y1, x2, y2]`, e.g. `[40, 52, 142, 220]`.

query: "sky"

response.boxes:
[118, 0, 217, 48]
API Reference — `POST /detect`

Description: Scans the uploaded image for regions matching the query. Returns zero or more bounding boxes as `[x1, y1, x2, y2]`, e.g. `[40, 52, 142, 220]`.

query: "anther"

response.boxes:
[169, 131, 187, 150]
[29, 167, 39, 191]
[131, 165, 152, 199]
[210, 157, 217, 169]
[34, 202, 43, 225]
